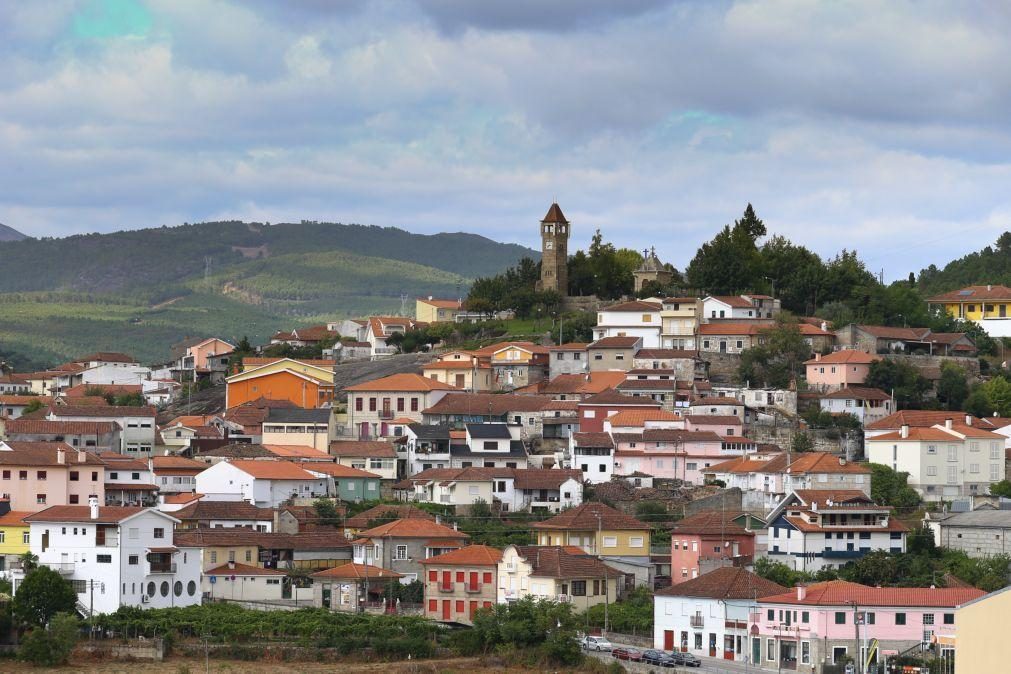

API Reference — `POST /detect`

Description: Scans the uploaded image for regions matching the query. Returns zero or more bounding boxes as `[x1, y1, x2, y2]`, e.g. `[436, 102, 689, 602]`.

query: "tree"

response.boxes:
[686, 204, 767, 294]
[760, 235, 825, 314]
[791, 432, 814, 452]
[965, 375, 1011, 418]
[990, 480, 1011, 498]
[18, 612, 79, 666]
[312, 499, 342, 528]
[864, 359, 930, 409]
[22, 399, 44, 415]
[936, 362, 969, 411]
[13, 566, 78, 627]
[236, 335, 253, 353]
[868, 463, 921, 508]
[738, 313, 811, 388]
[466, 597, 583, 665]
[753, 557, 812, 588]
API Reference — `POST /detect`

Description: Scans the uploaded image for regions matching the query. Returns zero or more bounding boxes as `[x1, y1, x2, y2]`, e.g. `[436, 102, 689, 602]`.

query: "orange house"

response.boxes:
[225, 369, 335, 409]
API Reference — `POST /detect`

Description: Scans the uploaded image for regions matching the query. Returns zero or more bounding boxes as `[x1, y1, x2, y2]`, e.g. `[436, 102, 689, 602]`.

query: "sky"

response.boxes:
[2, 0, 1011, 280]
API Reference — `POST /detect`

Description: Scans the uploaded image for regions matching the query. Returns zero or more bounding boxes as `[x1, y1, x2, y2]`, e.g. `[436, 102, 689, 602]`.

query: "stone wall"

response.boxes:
[939, 525, 1011, 558]
[682, 487, 743, 517]
[886, 353, 981, 377]
[702, 352, 743, 383]
[561, 295, 603, 314]
[78, 639, 164, 661]
[749, 422, 861, 458]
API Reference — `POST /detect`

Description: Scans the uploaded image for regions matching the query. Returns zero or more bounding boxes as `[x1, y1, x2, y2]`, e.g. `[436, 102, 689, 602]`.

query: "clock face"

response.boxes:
[545, 241, 553, 250]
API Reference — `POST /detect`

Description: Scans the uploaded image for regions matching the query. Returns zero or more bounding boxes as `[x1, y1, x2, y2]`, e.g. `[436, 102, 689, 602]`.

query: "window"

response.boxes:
[395, 545, 408, 560]
[36, 494, 46, 505]
[602, 536, 617, 548]
[767, 639, 775, 661]
[0, 532, 4, 544]
[209, 551, 217, 564]
[943, 613, 954, 625]
[92, 471, 98, 481]
[129, 555, 139, 565]
[991, 443, 1002, 460]
[895, 612, 906, 625]
[572, 580, 587, 596]
[22, 532, 29, 544]
[992, 464, 1001, 481]
[927, 445, 936, 455]
[110, 472, 119, 480]
[97, 554, 112, 563]
[767, 609, 774, 621]
[18, 471, 26, 481]
[36, 470, 46, 480]
[629, 536, 644, 548]
[245, 550, 252, 563]
[72, 580, 87, 594]
[923, 614, 935, 625]
[355, 397, 363, 412]
[801, 611, 809, 623]
[835, 612, 846, 624]
[947, 445, 958, 462]
[926, 466, 937, 476]
[0, 470, 7, 480]
[801, 641, 810, 664]
[153, 527, 165, 539]
[970, 463, 980, 474]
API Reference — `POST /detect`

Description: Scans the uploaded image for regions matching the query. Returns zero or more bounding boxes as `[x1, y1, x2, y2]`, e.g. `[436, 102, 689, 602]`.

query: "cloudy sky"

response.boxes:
[2, 0, 1010, 279]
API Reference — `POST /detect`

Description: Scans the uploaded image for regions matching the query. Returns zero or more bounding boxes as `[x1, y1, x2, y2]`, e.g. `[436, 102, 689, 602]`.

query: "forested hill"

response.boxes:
[0, 223, 27, 242]
[917, 232, 1011, 295]
[0, 220, 535, 294]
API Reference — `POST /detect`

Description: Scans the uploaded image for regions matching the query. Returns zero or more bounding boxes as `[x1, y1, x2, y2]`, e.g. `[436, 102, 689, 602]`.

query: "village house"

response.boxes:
[654, 567, 786, 661]
[328, 440, 398, 481]
[297, 462, 382, 502]
[194, 460, 328, 508]
[805, 350, 881, 392]
[532, 502, 652, 587]
[341, 503, 434, 538]
[751, 580, 982, 672]
[548, 343, 590, 378]
[345, 373, 459, 440]
[260, 407, 331, 451]
[659, 297, 702, 350]
[615, 370, 679, 410]
[586, 336, 643, 372]
[352, 517, 470, 584]
[578, 390, 662, 434]
[611, 429, 734, 484]
[169, 337, 235, 384]
[764, 489, 907, 573]
[631, 347, 705, 380]
[569, 432, 616, 484]
[422, 350, 492, 391]
[48, 405, 157, 457]
[817, 386, 892, 426]
[3, 418, 122, 454]
[835, 324, 977, 356]
[592, 299, 663, 348]
[311, 563, 403, 612]
[927, 284, 1011, 337]
[928, 510, 1011, 558]
[865, 419, 1005, 500]
[421, 544, 502, 624]
[498, 544, 623, 609]
[203, 561, 288, 602]
[702, 295, 781, 321]
[421, 392, 555, 438]
[364, 316, 425, 358]
[415, 297, 464, 323]
[163, 498, 274, 531]
[469, 341, 550, 391]
[172, 527, 352, 572]
[225, 358, 335, 410]
[268, 325, 339, 348]
[15, 502, 203, 614]
[149, 455, 205, 495]
[0, 508, 31, 571]
[0, 442, 105, 511]
[515, 371, 625, 401]
[706, 451, 790, 510]
[101, 454, 158, 507]
[670, 511, 759, 584]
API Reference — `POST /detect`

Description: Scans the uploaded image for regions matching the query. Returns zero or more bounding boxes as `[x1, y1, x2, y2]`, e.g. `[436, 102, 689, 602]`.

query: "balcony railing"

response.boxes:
[378, 410, 394, 420]
[148, 563, 177, 574]
[690, 615, 704, 628]
[438, 584, 454, 593]
[464, 584, 482, 593]
[822, 549, 864, 559]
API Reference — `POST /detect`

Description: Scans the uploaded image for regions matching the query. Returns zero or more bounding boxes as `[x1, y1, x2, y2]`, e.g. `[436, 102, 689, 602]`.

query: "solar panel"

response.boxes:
[957, 290, 974, 296]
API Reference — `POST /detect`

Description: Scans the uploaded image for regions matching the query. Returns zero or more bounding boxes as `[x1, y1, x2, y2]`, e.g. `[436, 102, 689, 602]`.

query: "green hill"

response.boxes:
[0, 220, 536, 369]
[917, 232, 1011, 294]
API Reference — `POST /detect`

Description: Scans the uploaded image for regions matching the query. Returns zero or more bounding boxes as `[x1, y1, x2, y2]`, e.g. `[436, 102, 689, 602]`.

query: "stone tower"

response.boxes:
[536, 202, 569, 294]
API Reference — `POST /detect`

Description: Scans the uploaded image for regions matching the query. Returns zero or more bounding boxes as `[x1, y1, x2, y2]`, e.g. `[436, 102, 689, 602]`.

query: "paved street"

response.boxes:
[586, 640, 782, 674]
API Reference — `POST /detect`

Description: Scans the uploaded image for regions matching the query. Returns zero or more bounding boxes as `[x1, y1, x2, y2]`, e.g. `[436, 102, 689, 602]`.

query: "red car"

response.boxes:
[612, 648, 643, 662]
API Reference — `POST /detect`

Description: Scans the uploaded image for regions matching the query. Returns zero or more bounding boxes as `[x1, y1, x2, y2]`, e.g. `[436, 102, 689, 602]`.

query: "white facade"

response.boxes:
[866, 425, 1006, 501]
[50, 409, 157, 457]
[654, 594, 755, 659]
[569, 436, 615, 484]
[81, 363, 152, 386]
[592, 304, 663, 348]
[16, 505, 201, 615]
[194, 461, 328, 508]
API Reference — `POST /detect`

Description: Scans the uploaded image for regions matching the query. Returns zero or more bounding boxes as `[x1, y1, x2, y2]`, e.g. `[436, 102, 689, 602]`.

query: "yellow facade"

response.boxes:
[493, 347, 534, 363]
[202, 544, 261, 571]
[929, 300, 1011, 321]
[536, 527, 651, 557]
[0, 521, 30, 559]
[415, 300, 462, 323]
[955, 586, 1011, 672]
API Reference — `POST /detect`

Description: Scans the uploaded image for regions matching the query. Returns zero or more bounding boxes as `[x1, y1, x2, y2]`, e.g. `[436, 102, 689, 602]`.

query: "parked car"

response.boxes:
[641, 649, 677, 667]
[672, 651, 702, 667]
[580, 636, 613, 652]
[612, 648, 643, 662]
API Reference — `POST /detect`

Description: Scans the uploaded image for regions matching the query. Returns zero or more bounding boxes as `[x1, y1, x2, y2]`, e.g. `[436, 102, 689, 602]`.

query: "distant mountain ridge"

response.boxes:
[0, 223, 28, 242]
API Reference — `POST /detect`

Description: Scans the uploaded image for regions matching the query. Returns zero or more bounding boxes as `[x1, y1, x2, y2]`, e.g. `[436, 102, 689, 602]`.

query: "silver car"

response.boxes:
[581, 636, 613, 652]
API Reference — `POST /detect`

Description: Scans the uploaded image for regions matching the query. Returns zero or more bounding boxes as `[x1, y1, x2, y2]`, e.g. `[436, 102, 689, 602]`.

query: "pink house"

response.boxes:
[751, 580, 983, 671]
[0, 442, 106, 511]
[804, 350, 880, 392]
[612, 429, 745, 483]
[577, 390, 661, 433]
[669, 510, 756, 584]
[685, 414, 744, 437]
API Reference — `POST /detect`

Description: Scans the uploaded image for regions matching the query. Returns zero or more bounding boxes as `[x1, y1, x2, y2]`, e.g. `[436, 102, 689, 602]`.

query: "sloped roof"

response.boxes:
[928, 285, 1011, 303]
[759, 580, 984, 607]
[532, 502, 651, 531]
[0, 442, 104, 466]
[804, 350, 880, 365]
[423, 393, 551, 415]
[581, 390, 656, 406]
[707, 453, 789, 474]
[6, 419, 120, 435]
[821, 386, 890, 401]
[686, 415, 742, 426]
[344, 504, 435, 529]
[572, 432, 614, 448]
[513, 468, 583, 490]
[312, 563, 403, 580]
[787, 453, 870, 474]
[673, 510, 754, 536]
[527, 371, 625, 395]
[514, 545, 623, 579]
[541, 202, 568, 223]
[345, 373, 461, 392]
[228, 460, 318, 480]
[358, 518, 469, 540]
[51, 405, 156, 418]
[150, 455, 206, 471]
[633, 349, 700, 360]
[588, 336, 642, 349]
[419, 544, 503, 566]
[206, 562, 286, 576]
[792, 489, 874, 506]
[855, 325, 930, 340]
[328, 440, 397, 458]
[606, 409, 681, 427]
[75, 351, 137, 363]
[656, 567, 786, 599]
[173, 500, 274, 521]
[416, 297, 463, 309]
[298, 463, 380, 479]
[707, 295, 754, 308]
[600, 301, 661, 313]
[866, 410, 984, 431]
[25, 505, 147, 523]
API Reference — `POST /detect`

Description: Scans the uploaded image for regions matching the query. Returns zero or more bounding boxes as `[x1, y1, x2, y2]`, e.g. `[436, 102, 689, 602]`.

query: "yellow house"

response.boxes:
[421, 351, 492, 391]
[174, 530, 262, 571]
[955, 584, 1011, 672]
[0, 510, 31, 570]
[415, 297, 463, 323]
[927, 284, 1011, 321]
[532, 502, 652, 556]
[497, 544, 621, 611]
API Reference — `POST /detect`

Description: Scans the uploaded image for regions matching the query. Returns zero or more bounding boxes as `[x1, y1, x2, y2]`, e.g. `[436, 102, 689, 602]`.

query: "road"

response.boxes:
[585, 639, 783, 674]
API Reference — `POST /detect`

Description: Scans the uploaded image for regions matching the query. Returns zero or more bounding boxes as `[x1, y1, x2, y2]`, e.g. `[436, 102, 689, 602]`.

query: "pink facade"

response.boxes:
[613, 432, 729, 483]
[578, 402, 660, 433]
[0, 448, 105, 512]
[190, 338, 235, 370]
[804, 352, 879, 391]
[670, 532, 755, 584]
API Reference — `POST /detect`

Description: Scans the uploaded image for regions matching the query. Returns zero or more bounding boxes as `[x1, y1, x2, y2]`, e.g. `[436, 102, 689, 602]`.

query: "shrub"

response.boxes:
[18, 612, 79, 666]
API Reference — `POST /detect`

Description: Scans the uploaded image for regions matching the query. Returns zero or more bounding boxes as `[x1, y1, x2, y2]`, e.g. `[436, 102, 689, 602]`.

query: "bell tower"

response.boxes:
[537, 202, 569, 294]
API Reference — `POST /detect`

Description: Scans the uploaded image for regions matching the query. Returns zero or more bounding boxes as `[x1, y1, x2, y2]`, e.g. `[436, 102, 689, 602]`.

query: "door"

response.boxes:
[455, 374, 466, 388]
[469, 600, 478, 621]
[382, 398, 391, 418]
[663, 630, 675, 651]
[359, 422, 369, 440]
[709, 633, 717, 657]
[321, 586, 331, 609]
[752, 638, 762, 665]
[442, 571, 452, 590]
[469, 571, 479, 591]
[442, 600, 451, 620]
[719, 341, 727, 353]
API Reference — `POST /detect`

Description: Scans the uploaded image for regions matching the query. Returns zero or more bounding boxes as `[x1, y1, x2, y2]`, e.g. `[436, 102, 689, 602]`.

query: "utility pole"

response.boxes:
[597, 512, 608, 634]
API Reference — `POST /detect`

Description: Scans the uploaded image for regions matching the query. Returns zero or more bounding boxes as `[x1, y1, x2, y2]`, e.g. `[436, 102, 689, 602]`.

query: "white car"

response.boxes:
[581, 636, 613, 652]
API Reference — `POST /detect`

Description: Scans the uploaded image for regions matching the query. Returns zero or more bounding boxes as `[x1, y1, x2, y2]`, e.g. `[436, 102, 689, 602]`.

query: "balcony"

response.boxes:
[438, 584, 454, 593]
[378, 409, 395, 420]
[822, 549, 864, 559]
[464, 584, 482, 594]
[148, 563, 177, 574]
[690, 615, 704, 628]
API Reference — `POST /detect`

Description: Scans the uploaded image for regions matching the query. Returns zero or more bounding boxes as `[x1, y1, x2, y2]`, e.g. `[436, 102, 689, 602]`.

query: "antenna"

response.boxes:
[399, 294, 409, 317]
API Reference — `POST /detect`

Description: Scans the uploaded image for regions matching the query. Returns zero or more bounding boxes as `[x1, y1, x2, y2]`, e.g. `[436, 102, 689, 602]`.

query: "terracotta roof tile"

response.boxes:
[514, 545, 624, 579]
[5, 419, 120, 435]
[205, 562, 286, 576]
[804, 350, 880, 365]
[0, 442, 105, 466]
[424, 393, 551, 415]
[345, 373, 461, 393]
[531, 502, 651, 531]
[343, 504, 434, 529]
[359, 518, 469, 539]
[786, 453, 870, 474]
[588, 336, 642, 348]
[25, 505, 148, 523]
[51, 405, 157, 418]
[656, 567, 785, 599]
[759, 580, 983, 607]
[228, 460, 317, 480]
[928, 285, 1011, 303]
[312, 563, 402, 580]
[328, 440, 397, 458]
[419, 544, 503, 566]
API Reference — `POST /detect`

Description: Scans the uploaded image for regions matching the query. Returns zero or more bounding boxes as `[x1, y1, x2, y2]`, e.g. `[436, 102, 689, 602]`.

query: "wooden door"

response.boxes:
[663, 630, 674, 651]
[442, 600, 451, 620]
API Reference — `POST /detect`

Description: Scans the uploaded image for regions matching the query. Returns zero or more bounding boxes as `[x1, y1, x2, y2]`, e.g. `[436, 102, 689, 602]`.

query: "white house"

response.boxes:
[654, 567, 787, 661]
[49, 405, 158, 457]
[764, 489, 907, 573]
[865, 420, 1006, 501]
[702, 295, 780, 321]
[818, 386, 892, 426]
[80, 362, 153, 387]
[15, 500, 202, 615]
[592, 300, 663, 348]
[202, 561, 287, 602]
[101, 455, 158, 507]
[194, 460, 328, 508]
[453, 423, 529, 469]
[569, 432, 616, 484]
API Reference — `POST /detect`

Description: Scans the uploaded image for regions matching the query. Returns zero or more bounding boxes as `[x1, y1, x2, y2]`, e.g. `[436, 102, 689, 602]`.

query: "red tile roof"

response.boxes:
[572, 432, 614, 448]
[343, 504, 434, 529]
[344, 373, 461, 392]
[581, 390, 657, 406]
[513, 545, 624, 579]
[588, 336, 642, 349]
[673, 511, 754, 537]
[0, 442, 105, 466]
[419, 544, 503, 566]
[821, 386, 891, 401]
[600, 300, 662, 313]
[633, 349, 699, 360]
[532, 502, 651, 531]
[150, 455, 207, 472]
[759, 580, 984, 607]
[707, 453, 789, 474]
[328, 440, 397, 458]
[5, 419, 120, 435]
[928, 285, 1011, 303]
[24, 505, 148, 523]
[804, 350, 880, 365]
[423, 393, 551, 415]
[63, 384, 142, 397]
[312, 563, 403, 580]
[786, 453, 870, 474]
[259, 444, 330, 459]
[416, 297, 463, 309]
[656, 567, 785, 599]
[206, 562, 286, 576]
[51, 405, 157, 417]
[228, 460, 317, 480]
[708, 295, 754, 308]
[865, 410, 984, 431]
[358, 518, 469, 540]
[297, 463, 380, 479]
[0, 511, 32, 526]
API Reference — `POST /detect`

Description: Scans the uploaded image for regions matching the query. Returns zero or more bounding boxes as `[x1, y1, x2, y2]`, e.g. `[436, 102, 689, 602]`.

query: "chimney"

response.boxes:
[453, 522, 458, 531]
[814, 353, 821, 362]
[945, 418, 953, 430]
[77, 448, 86, 463]
[988, 285, 993, 292]
[57, 447, 66, 465]
[796, 585, 806, 601]
[820, 321, 828, 332]
[428, 295, 433, 301]
[900, 424, 909, 439]
[965, 415, 972, 426]
[228, 561, 235, 570]
[435, 515, 441, 525]
[839, 457, 846, 466]
[88, 496, 99, 520]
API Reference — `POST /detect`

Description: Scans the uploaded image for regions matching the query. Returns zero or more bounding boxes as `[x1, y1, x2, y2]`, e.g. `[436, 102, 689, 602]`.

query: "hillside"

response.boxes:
[918, 231, 1011, 294]
[0, 220, 536, 369]
[0, 223, 27, 242]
